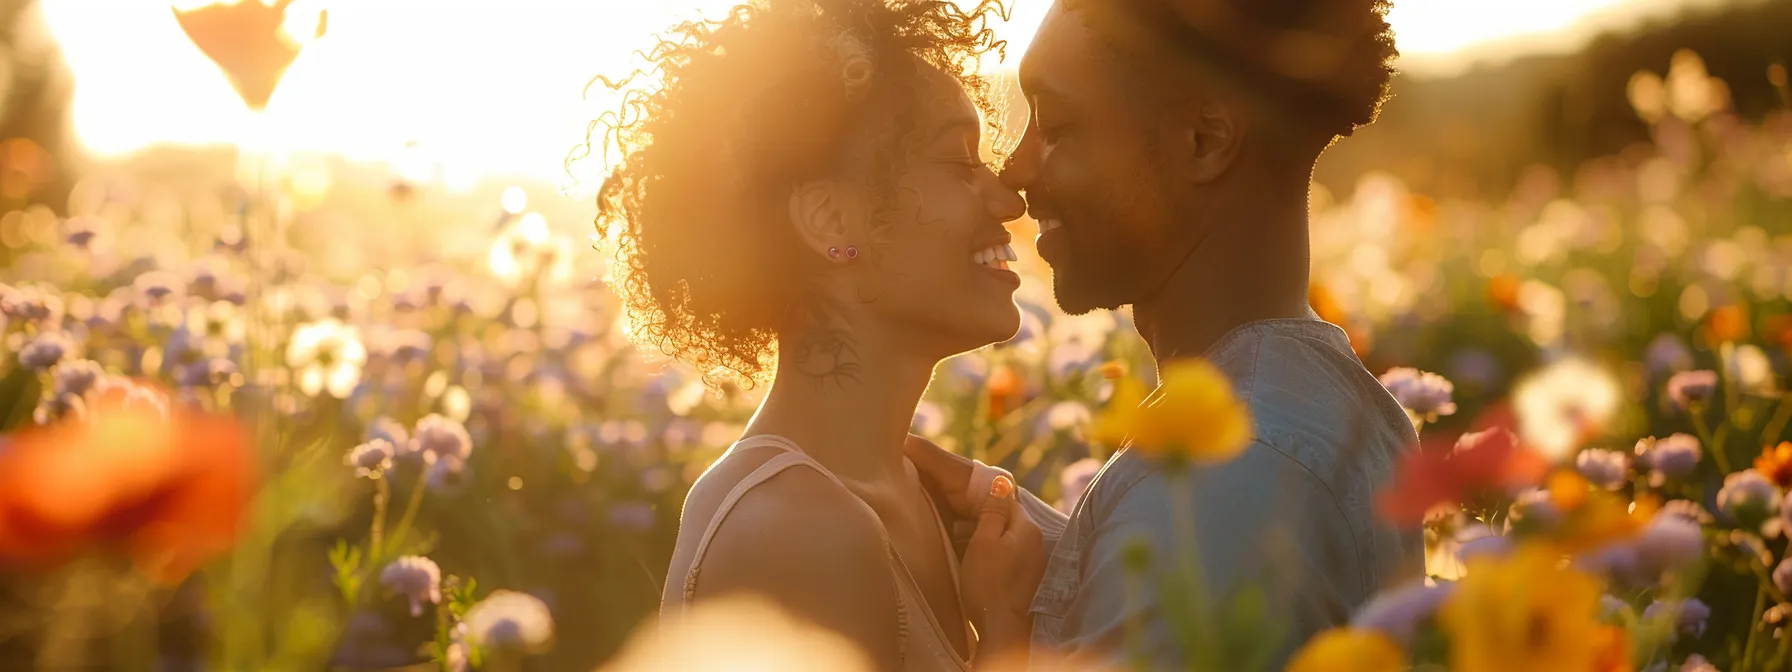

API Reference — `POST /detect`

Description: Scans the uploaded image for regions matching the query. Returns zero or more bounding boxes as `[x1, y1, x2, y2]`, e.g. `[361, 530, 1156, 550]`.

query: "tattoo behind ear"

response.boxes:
[789, 302, 862, 391]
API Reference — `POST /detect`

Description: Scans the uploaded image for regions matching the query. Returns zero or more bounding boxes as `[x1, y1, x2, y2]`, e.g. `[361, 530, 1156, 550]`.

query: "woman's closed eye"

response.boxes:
[940, 156, 991, 179]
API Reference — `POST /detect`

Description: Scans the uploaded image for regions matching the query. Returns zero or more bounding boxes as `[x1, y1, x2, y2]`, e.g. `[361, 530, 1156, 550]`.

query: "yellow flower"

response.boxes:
[1546, 470, 1654, 554]
[1089, 359, 1252, 466]
[1440, 545, 1605, 672]
[1285, 628, 1406, 672]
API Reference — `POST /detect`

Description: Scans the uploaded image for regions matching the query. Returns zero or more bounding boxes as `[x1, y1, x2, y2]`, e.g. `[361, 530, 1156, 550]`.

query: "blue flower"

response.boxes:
[378, 556, 441, 617]
[608, 501, 655, 532]
[1378, 367, 1458, 418]
[413, 413, 473, 462]
[1642, 598, 1710, 640]
[18, 332, 74, 371]
[461, 590, 554, 653]
[1716, 469, 1780, 530]
[1636, 434, 1700, 486]
[1350, 580, 1455, 645]
[1574, 448, 1630, 490]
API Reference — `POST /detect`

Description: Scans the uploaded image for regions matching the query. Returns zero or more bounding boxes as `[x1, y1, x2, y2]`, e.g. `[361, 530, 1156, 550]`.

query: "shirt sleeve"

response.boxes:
[1051, 443, 1362, 670]
[1017, 485, 1070, 556]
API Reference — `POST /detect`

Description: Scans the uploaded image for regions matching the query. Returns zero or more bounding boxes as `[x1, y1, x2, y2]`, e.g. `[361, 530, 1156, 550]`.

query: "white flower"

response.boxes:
[1045, 401, 1092, 432]
[461, 590, 554, 652]
[1727, 344, 1776, 394]
[1513, 357, 1621, 461]
[285, 318, 366, 398]
[379, 556, 442, 617]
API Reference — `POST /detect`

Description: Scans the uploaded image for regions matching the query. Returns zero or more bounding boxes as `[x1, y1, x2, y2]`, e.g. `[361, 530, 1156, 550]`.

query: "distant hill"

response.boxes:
[1313, 0, 1792, 199]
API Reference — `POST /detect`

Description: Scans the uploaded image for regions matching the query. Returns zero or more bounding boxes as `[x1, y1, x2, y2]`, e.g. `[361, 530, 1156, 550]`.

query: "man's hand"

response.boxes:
[960, 475, 1044, 662]
[904, 434, 1009, 520]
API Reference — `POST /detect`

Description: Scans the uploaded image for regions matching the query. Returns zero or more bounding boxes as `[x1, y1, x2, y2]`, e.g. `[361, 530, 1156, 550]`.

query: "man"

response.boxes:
[909, 0, 1425, 667]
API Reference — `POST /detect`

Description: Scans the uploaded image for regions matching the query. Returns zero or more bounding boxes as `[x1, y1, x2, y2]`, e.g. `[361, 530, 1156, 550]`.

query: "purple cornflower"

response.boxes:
[1575, 448, 1630, 490]
[1636, 434, 1701, 486]
[1643, 598, 1710, 640]
[1664, 370, 1717, 409]
[18, 332, 73, 371]
[378, 556, 441, 617]
[1378, 367, 1458, 418]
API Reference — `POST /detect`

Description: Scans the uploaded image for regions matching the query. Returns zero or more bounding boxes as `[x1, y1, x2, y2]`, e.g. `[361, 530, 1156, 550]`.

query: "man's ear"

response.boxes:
[788, 180, 853, 264]
[1170, 95, 1245, 185]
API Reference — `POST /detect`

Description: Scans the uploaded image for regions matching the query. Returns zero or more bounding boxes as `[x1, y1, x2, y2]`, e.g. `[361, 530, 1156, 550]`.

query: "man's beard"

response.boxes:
[1049, 245, 1134, 316]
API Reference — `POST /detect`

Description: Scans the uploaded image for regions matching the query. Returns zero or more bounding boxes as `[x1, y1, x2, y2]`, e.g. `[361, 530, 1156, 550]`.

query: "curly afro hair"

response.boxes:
[580, 0, 1010, 385]
[1075, 0, 1399, 143]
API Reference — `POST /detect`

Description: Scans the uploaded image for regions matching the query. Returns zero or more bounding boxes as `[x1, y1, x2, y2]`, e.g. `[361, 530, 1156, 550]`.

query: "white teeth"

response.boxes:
[972, 246, 1010, 267]
[1039, 219, 1063, 232]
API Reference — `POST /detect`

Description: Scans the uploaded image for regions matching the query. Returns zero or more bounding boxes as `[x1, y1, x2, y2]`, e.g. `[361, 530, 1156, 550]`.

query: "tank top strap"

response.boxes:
[675, 434, 901, 608]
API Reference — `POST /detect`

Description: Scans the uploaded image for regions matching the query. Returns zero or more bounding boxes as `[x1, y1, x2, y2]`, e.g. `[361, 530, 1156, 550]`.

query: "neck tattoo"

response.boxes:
[789, 302, 862, 392]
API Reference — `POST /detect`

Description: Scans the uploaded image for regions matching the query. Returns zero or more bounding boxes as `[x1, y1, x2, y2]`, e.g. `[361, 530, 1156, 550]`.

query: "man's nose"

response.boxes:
[999, 124, 1040, 192]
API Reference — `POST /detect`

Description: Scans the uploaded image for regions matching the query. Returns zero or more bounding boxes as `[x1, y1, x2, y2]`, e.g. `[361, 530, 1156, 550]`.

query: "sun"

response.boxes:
[38, 0, 1690, 183]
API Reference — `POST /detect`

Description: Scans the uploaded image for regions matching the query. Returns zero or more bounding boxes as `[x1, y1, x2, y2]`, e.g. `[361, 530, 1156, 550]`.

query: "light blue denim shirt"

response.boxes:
[1015, 314, 1425, 670]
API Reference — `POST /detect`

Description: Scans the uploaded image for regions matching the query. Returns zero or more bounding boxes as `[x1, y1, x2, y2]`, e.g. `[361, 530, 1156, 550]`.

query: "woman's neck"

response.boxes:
[747, 303, 937, 485]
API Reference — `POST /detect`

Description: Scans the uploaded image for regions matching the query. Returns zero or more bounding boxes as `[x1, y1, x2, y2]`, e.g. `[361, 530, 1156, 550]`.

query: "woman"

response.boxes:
[590, 0, 1044, 669]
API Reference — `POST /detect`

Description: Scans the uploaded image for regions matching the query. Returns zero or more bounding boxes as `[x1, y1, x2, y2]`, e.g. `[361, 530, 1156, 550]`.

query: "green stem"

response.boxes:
[1168, 467, 1212, 667]
[1690, 409, 1734, 474]
[1741, 585, 1768, 672]
[385, 477, 429, 561]
[1760, 392, 1792, 444]
[370, 475, 390, 557]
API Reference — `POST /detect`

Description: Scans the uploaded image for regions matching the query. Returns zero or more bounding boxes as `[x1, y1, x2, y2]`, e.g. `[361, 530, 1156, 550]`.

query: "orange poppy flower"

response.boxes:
[1702, 305, 1749, 344]
[0, 385, 256, 583]
[1379, 426, 1551, 524]
[1757, 442, 1792, 487]
[174, 0, 326, 110]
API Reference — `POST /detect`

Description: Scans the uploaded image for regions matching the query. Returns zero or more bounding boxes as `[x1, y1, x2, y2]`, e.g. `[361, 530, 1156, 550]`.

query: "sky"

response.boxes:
[37, 0, 1740, 184]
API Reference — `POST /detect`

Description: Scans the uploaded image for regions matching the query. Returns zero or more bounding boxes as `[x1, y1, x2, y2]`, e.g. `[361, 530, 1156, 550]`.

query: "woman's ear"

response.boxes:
[788, 180, 854, 264]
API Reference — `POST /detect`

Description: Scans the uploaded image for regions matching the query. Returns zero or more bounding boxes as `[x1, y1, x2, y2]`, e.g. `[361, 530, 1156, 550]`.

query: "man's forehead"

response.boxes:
[1018, 3, 1093, 97]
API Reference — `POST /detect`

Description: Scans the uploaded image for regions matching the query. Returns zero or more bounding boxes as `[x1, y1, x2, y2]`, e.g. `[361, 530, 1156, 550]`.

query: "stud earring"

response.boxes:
[845, 245, 858, 259]
[827, 246, 841, 259]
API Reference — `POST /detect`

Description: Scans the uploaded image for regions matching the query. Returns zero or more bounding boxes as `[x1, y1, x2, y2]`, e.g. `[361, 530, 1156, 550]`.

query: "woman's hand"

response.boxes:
[959, 475, 1044, 665]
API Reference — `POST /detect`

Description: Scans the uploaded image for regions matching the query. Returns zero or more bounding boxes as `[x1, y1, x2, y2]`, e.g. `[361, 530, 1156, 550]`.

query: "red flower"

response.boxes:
[1379, 427, 1550, 524]
[0, 386, 256, 583]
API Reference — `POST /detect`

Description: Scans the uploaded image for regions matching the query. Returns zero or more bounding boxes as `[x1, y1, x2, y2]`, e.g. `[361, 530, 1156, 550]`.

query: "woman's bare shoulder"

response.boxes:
[680, 448, 900, 665]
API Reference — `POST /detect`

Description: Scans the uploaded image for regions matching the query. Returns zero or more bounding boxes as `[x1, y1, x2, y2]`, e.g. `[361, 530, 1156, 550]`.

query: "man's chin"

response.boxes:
[1050, 274, 1125, 316]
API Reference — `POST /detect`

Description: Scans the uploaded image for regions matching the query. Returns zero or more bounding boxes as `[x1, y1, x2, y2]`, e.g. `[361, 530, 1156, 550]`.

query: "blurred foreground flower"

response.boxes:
[1438, 546, 1605, 672]
[1089, 359, 1251, 466]
[1379, 427, 1549, 524]
[603, 595, 872, 672]
[0, 388, 255, 583]
[461, 589, 554, 654]
[1349, 580, 1454, 645]
[1284, 628, 1405, 672]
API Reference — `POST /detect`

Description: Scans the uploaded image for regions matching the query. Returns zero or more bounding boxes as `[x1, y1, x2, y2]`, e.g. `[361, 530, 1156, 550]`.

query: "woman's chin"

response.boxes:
[960, 302, 1023, 350]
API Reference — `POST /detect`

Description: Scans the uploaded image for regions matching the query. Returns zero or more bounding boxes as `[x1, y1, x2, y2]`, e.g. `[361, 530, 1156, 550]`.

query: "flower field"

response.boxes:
[3, 50, 1792, 671]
